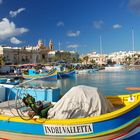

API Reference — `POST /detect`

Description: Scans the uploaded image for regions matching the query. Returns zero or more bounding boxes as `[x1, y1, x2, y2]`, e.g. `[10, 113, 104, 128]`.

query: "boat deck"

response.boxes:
[0, 100, 54, 117]
[0, 100, 20, 116]
[0, 100, 125, 117]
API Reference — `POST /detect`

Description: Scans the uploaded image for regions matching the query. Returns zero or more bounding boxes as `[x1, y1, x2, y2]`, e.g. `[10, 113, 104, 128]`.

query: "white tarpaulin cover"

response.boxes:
[48, 85, 114, 119]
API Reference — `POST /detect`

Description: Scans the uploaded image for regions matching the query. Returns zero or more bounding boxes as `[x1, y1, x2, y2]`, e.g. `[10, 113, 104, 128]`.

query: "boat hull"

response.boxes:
[58, 70, 76, 78]
[0, 76, 23, 85]
[0, 117, 140, 140]
[0, 92, 140, 139]
[76, 69, 98, 74]
[23, 69, 58, 80]
[104, 65, 124, 72]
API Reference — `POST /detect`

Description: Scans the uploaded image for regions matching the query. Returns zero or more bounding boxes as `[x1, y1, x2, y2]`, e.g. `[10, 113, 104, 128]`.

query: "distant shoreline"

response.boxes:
[124, 65, 140, 70]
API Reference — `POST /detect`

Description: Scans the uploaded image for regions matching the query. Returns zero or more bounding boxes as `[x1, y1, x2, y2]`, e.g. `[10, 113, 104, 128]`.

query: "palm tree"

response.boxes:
[124, 56, 131, 65]
[72, 58, 77, 63]
[0, 56, 3, 65]
[90, 59, 96, 65]
[0, 55, 4, 65]
[83, 56, 89, 64]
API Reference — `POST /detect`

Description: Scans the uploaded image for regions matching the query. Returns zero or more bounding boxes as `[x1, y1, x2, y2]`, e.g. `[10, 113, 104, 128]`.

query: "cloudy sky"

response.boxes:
[0, 0, 140, 54]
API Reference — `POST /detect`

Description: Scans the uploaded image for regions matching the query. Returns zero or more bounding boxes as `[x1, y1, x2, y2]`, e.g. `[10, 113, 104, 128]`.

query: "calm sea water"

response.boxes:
[26, 70, 140, 96]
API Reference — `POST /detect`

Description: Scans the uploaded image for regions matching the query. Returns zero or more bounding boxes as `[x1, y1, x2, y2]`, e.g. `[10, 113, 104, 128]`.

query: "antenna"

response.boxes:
[132, 28, 135, 52]
[99, 35, 102, 55]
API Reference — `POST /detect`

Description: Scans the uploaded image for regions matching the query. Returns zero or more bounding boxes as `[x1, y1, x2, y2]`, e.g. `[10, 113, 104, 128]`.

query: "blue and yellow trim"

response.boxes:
[23, 69, 58, 80]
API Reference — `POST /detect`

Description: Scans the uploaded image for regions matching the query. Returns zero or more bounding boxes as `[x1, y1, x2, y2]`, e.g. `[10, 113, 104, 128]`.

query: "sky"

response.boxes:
[0, 0, 140, 54]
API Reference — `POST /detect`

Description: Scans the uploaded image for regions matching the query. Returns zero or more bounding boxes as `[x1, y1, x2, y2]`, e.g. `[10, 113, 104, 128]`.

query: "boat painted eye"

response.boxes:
[128, 96, 135, 102]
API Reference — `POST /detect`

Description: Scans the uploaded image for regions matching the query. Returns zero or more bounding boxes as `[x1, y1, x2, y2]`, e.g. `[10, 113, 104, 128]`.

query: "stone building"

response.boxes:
[0, 39, 54, 65]
[0, 39, 79, 65]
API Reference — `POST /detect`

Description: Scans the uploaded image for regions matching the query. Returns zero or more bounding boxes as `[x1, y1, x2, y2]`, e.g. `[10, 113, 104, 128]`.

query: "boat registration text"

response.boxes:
[44, 124, 93, 135]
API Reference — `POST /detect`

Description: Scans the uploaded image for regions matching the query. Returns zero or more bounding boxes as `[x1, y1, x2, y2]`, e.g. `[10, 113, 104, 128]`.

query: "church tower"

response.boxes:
[37, 40, 45, 49]
[49, 39, 54, 50]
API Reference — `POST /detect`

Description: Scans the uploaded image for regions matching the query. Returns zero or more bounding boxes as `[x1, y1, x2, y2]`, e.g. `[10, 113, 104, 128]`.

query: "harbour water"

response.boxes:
[26, 70, 140, 96]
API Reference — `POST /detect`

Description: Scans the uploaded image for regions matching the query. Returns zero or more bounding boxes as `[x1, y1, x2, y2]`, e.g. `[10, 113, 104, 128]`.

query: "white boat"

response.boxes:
[76, 69, 98, 74]
[104, 64, 124, 71]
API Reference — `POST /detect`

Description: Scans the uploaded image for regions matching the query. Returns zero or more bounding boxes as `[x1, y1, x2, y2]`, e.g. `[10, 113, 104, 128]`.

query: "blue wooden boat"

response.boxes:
[0, 90, 140, 139]
[0, 76, 23, 85]
[0, 78, 7, 83]
[57, 69, 76, 78]
[23, 68, 58, 80]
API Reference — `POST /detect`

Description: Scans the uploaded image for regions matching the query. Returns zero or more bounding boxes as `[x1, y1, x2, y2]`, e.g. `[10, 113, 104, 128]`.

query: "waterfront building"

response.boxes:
[0, 39, 54, 64]
[81, 52, 107, 65]
[107, 51, 140, 65]
[81, 51, 140, 66]
[0, 39, 79, 65]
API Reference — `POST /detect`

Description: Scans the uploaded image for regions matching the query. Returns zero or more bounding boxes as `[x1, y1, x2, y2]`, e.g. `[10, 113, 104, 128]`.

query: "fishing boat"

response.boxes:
[0, 76, 24, 85]
[22, 68, 58, 80]
[0, 85, 140, 140]
[57, 69, 76, 78]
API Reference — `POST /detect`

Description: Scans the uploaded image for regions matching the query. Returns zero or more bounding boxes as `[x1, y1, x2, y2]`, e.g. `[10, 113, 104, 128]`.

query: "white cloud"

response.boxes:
[57, 21, 64, 27]
[0, 0, 3, 5]
[128, 0, 140, 14]
[67, 44, 78, 48]
[10, 37, 22, 44]
[112, 24, 122, 29]
[67, 30, 80, 37]
[93, 20, 104, 29]
[9, 8, 25, 17]
[0, 18, 29, 40]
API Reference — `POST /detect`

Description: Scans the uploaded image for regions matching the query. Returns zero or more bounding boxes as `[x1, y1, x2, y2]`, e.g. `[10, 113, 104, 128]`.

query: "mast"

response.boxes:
[132, 28, 135, 52]
[99, 35, 103, 66]
[99, 35, 103, 55]
[58, 41, 61, 51]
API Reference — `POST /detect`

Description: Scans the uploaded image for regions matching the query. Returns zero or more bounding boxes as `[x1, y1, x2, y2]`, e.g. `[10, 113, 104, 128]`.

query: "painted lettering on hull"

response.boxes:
[44, 124, 93, 135]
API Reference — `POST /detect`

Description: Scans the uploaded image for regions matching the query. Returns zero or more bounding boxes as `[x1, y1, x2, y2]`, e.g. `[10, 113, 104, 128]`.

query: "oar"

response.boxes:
[126, 87, 140, 91]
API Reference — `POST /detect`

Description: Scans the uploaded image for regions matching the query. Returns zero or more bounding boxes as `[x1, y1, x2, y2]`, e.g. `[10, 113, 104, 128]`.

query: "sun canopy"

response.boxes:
[48, 85, 114, 119]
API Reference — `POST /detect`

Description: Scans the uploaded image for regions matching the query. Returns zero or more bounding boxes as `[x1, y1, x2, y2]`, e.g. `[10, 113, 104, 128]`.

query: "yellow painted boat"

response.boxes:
[22, 68, 58, 80]
[0, 91, 140, 139]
